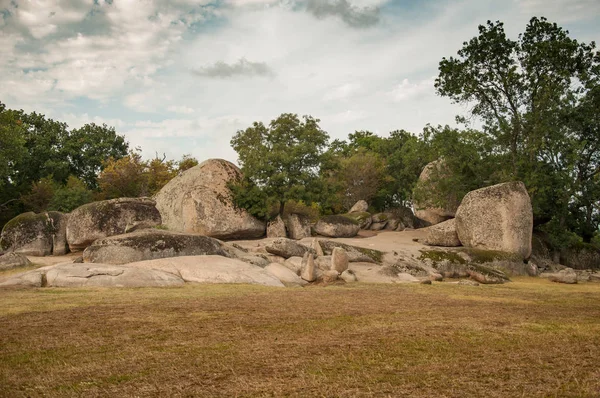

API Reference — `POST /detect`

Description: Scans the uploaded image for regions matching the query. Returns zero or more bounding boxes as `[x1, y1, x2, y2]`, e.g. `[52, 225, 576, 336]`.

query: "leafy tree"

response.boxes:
[0, 102, 26, 189]
[66, 123, 129, 189]
[178, 154, 199, 172]
[146, 155, 177, 196]
[435, 16, 600, 242]
[48, 176, 93, 213]
[21, 177, 58, 214]
[230, 113, 330, 217]
[97, 152, 148, 199]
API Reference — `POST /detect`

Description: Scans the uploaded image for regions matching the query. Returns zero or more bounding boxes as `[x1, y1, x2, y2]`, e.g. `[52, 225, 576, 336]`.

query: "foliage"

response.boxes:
[97, 152, 148, 199]
[435, 16, 600, 242]
[48, 176, 93, 213]
[230, 113, 329, 218]
[20, 177, 58, 214]
[178, 154, 199, 172]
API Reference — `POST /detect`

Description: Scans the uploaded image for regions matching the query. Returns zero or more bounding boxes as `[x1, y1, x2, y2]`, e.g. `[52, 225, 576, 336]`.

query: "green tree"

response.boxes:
[49, 176, 93, 213]
[435, 16, 600, 242]
[230, 113, 330, 218]
[177, 154, 199, 172]
[97, 152, 148, 199]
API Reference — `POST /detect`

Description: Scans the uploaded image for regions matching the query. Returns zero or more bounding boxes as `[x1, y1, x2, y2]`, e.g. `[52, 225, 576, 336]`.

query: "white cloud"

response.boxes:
[167, 105, 196, 114]
[390, 77, 435, 102]
[515, 0, 600, 22]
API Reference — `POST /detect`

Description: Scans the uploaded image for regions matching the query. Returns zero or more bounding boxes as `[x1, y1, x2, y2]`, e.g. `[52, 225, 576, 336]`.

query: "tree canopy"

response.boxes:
[230, 113, 330, 218]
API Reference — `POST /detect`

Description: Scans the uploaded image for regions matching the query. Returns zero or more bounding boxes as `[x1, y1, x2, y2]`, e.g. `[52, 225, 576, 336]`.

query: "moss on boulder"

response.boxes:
[0, 211, 69, 256]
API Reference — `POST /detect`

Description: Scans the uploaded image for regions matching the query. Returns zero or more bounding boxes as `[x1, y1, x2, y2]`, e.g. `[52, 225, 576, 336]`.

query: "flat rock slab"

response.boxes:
[83, 229, 229, 265]
[0, 263, 184, 288]
[127, 255, 284, 287]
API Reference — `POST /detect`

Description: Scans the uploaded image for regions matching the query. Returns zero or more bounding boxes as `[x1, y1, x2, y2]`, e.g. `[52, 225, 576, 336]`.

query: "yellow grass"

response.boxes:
[1, 278, 600, 397]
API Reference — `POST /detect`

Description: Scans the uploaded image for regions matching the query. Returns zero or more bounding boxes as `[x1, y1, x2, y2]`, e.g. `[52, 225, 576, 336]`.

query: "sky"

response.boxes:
[1, 0, 599, 164]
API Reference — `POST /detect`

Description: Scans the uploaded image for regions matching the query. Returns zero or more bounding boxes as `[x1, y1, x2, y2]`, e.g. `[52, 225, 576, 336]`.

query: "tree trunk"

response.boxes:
[279, 201, 285, 216]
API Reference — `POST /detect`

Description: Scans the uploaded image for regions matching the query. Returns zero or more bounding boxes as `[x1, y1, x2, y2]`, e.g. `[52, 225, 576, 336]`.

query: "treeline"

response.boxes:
[0, 101, 198, 228]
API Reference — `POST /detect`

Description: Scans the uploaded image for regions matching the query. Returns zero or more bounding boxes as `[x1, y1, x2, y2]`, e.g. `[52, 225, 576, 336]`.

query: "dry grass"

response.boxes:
[1, 278, 600, 397]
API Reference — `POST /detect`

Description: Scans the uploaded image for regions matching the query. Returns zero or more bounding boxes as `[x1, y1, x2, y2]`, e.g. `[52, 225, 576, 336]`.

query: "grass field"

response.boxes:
[1, 278, 599, 397]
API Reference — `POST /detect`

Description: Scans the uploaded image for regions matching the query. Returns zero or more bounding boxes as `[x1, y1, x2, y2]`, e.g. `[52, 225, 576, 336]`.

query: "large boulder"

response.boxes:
[386, 207, 415, 229]
[128, 255, 284, 287]
[548, 268, 578, 284]
[342, 212, 372, 229]
[154, 159, 265, 239]
[369, 213, 388, 230]
[1, 211, 69, 256]
[313, 215, 360, 238]
[266, 215, 287, 238]
[455, 182, 533, 259]
[0, 252, 32, 270]
[318, 240, 383, 263]
[0, 263, 184, 288]
[265, 238, 314, 259]
[424, 219, 461, 247]
[286, 213, 311, 240]
[413, 160, 459, 226]
[349, 200, 368, 213]
[264, 263, 307, 287]
[82, 229, 229, 265]
[66, 197, 161, 251]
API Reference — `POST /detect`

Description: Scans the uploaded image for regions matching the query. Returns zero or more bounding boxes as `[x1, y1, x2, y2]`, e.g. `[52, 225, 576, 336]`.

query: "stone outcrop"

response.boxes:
[424, 219, 461, 247]
[466, 263, 510, 284]
[340, 269, 357, 283]
[1, 211, 69, 256]
[0, 263, 184, 288]
[548, 268, 578, 284]
[342, 212, 372, 229]
[154, 159, 265, 239]
[265, 238, 314, 259]
[349, 200, 368, 213]
[283, 256, 303, 274]
[264, 263, 307, 287]
[0, 252, 32, 270]
[128, 255, 284, 287]
[266, 215, 286, 238]
[413, 160, 459, 226]
[82, 229, 229, 265]
[455, 182, 533, 259]
[66, 198, 161, 251]
[369, 213, 388, 230]
[318, 240, 382, 263]
[313, 215, 360, 238]
[286, 213, 311, 240]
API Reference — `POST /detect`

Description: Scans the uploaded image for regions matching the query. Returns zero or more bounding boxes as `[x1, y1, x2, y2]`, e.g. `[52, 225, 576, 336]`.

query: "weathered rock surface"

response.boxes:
[67, 198, 161, 251]
[369, 213, 388, 230]
[561, 245, 600, 270]
[455, 181, 533, 259]
[266, 215, 287, 238]
[300, 252, 318, 282]
[350, 263, 419, 283]
[387, 207, 415, 229]
[413, 160, 459, 226]
[286, 213, 311, 240]
[349, 200, 368, 213]
[0, 263, 184, 288]
[548, 268, 578, 284]
[154, 159, 265, 239]
[129, 256, 284, 287]
[265, 238, 314, 259]
[83, 229, 229, 265]
[283, 256, 303, 275]
[342, 212, 372, 229]
[314, 215, 360, 238]
[311, 238, 324, 257]
[320, 270, 339, 283]
[318, 240, 382, 263]
[265, 263, 307, 287]
[314, 255, 333, 271]
[1, 211, 69, 256]
[0, 252, 32, 270]
[331, 247, 349, 273]
[424, 219, 461, 247]
[466, 263, 510, 284]
[340, 269, 357, 283]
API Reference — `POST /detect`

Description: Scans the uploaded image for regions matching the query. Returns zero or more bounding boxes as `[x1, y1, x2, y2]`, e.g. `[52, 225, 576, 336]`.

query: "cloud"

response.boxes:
[514, 0, 600, 22]
[305, 0, 380, 28]
[390, 77, 435, 102]
[167, 105, 196, 114]
[192, 58, 274, 78]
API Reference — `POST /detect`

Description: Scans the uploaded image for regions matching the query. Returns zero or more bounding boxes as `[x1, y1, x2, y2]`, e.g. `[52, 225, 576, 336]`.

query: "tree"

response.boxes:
[230, 113, 330, 217]
[49, 176, 93, 213]
[335, 148, 389, 209]
[435, 17, 600, 242]
[66, 123, 129, 189]
[97, 152, 148, 199]
[177, 154, 199, 172]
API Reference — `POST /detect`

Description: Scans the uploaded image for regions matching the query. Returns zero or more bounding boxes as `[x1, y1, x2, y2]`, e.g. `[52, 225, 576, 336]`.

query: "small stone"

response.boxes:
[321, 270, 339, 283]
[340, 269, 357, 283]
[300, 252, 317, 282]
